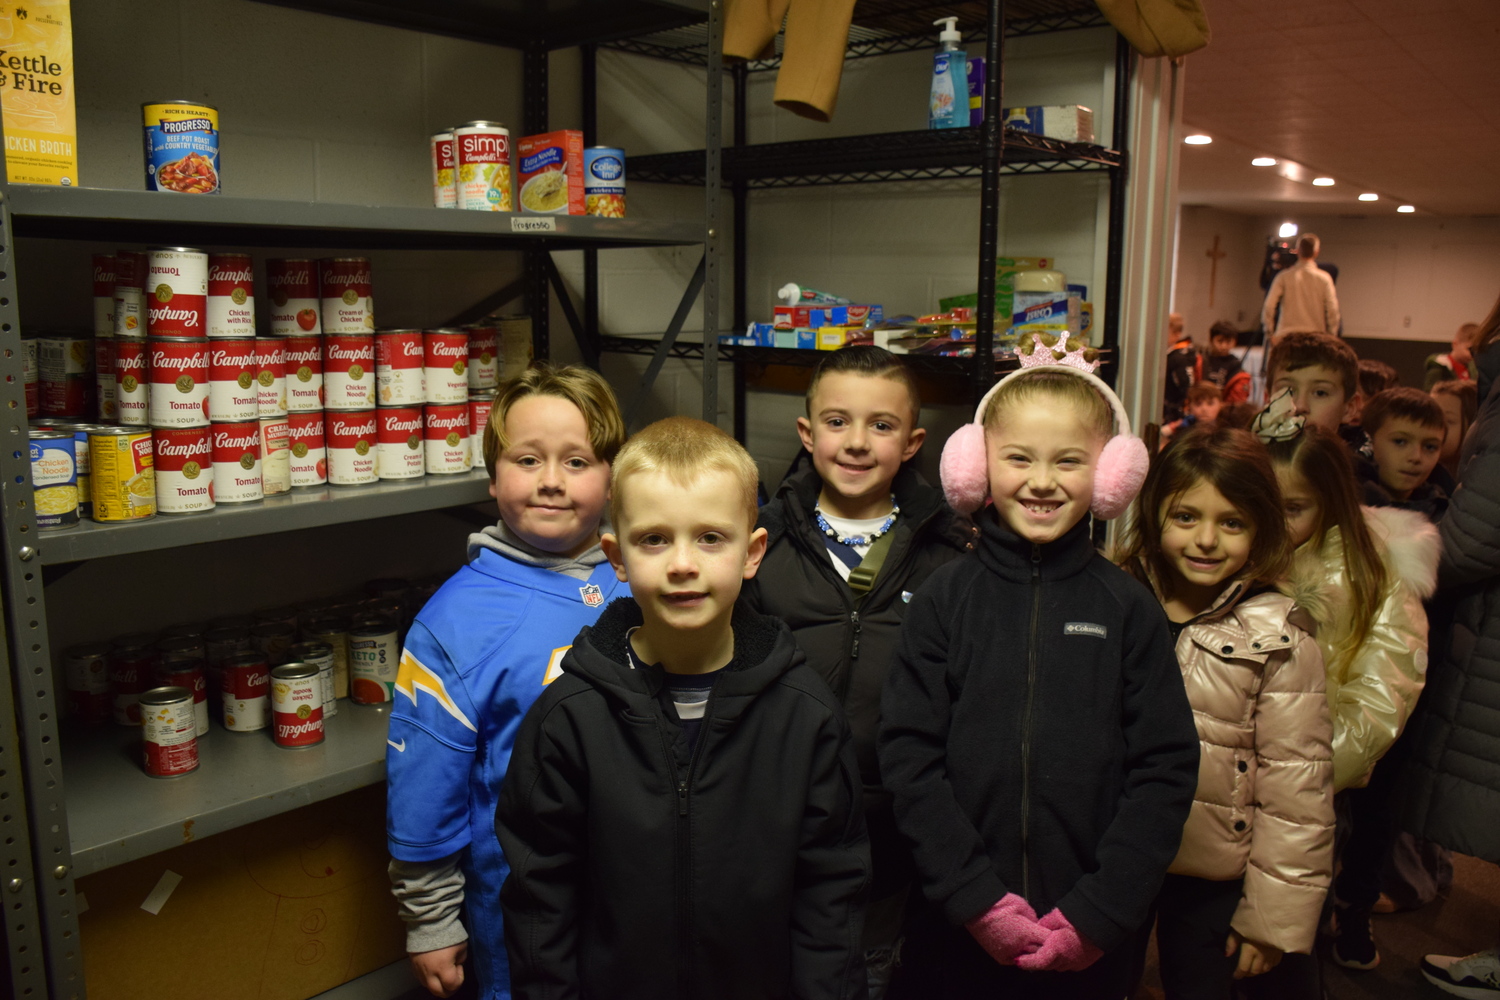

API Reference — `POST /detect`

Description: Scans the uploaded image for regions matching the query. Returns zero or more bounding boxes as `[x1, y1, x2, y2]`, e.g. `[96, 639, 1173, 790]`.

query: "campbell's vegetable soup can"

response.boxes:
[266, 259, 322, 336]
[319, 257, 374, 334]
[465, 324, 498, 390]
[431, 130, 456, 208]
[29, 430, 77, 530]
[220, 651, 270, 732]
[376, 328, 425, 405]
[271, 663, 324, 748]
[211, 419, 263, 504]
[208, 337, 258, 421]
[469, 391, 495, 470]
[110, 634, 156, 726]
[260, 416, 291, 495]
[324, 332, 375, 410]
[153, 426, 214, 514]
[143, 101, 220, 195]
[287, 411, 328, 487]
[349, 620, 399, 704]
[282, 333, 324, 412]
[114, 250, 147, 339]
[584, 147, 626, 218]
[377, 406, 424, 480]
[146, 247, 208, 338]
[148, 335, 210, 427]
[65, 642, 113, 725]
[287, 641, 337, 719]
[207, 252, 255, 337]
[424, 403, 471, 475]
[327, 409, 377, 486]
[423, 328, 468, 404]
[255, 335, 287, 417]
[454, 121, 512, 211]
[114, 338, 150, 426]
[156, 659, 210, 737]
[140, 687, 198, 777]
[89, 426, 155, 521]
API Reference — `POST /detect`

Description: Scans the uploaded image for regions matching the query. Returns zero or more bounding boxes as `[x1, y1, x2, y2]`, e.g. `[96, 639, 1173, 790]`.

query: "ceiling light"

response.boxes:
[1312, 177, 1335, 186]
[1398, 205, 1416, 213]
[1183, 134, 1212, 145]
[1251, 157, 1276, 166]
[1278, 222, 1299, 238]
[1358, 193, 1379, 201]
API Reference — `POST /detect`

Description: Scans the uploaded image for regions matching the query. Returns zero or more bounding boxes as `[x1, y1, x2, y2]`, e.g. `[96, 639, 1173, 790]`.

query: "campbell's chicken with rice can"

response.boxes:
[266, 258, 322, 336]
[140, 686, 199, 777]
[376, 328, 425, 405]
[327, 410, 378, 486]
[424, 403, 471, 475]
[319, 257, 374, 333]
[271, 663, 324, 748]
[207, 252, 255, 337]
[324, 332, 375, 410]
[282, 333, 324, 412]
[423, 329, 468, 404]
[377, 406, 424, 480]
[208, 337, 258, 421]
[255, 335, 286, 417]
[148, 336, 210, 427]
[211, 419, 263, 504]
[287, 411, 328, 487]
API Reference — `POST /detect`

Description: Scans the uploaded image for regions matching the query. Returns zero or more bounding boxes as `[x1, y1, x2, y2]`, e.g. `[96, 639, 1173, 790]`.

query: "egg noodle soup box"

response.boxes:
[517, 130, 585, 215]
[1, 0, 78, 186]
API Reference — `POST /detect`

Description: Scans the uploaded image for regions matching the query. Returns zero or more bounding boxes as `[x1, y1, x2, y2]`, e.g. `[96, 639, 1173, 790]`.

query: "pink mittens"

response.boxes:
[965, 894, 1049, 966]
[1015, 908, 1105, 973]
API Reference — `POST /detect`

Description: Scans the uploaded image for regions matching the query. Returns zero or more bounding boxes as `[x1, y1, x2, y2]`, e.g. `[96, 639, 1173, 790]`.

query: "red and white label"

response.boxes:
[377, 406, 425, 480]
[209, 337, 258, 421]
[115, 339, 150, 426]
[469, 393, 495, 470]
[266, 258, 322, 336]
[110, 651, 151, 726]
[465, 325, 499, 390]
[255, 335, 287, 417]
[424, 329, 469, 404]
[424, 403, 472, 475]
[95, 338, 117, 422]
[287, 411, 328, 487]
[207, 253, 256, 338]
[319, 258, 374, 334]
[93, 253, 116, 340]
[376, 328, 426, 406]
[153, 426, 215, 514]
[211, 419, 263, 504]
[455, 125, 513, 211]
[431, 132, 456, 208]
[324, 332, 375, 410]
[221, 656, 270, 732]
[114, 251, 147, 339]
[156, 663, 209, 737]
[147, 336, 210, 428]
[142, 692, 198, 777]
[146, 248, 208, 337]
[65, 649, 112, 726]
[327, 410, 378, 485]
[260, 416, 291, 496]
[282, 333, 324, 412]
[272, 667, 325, 748]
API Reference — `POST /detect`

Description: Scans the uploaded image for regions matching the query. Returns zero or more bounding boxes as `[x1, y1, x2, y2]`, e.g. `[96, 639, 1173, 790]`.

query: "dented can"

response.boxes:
[140, 686, 199, 777]
[271, 662, 324, 748]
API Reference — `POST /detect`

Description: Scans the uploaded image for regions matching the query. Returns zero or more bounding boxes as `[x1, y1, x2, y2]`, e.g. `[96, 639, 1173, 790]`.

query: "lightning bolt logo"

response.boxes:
[543, 646, 571, 686]
[394, 651, 477, 732]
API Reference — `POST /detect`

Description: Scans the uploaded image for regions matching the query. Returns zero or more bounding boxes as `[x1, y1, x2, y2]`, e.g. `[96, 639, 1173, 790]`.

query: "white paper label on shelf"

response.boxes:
[510, 217, 556, 233]
[140, 870, 183, 915]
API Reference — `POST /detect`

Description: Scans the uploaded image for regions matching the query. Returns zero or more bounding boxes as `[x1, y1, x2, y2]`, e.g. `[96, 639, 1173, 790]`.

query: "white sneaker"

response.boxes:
[1422, 948, 1500, 999]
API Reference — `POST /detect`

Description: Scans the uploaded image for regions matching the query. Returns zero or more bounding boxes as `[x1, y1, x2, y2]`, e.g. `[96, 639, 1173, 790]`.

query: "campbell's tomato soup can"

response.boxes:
[211, 419, 263, 504]
[156, 659, 210, 737]
[423, 328, 469, 404]
[110, 633, 157, 726]
[113, 250, 147, 338]
[271, 663, 324, 748]
[65, 642, 113, 725]
[282, 334, 324, 412]
[89, 427, 155, 521]
[208, 336, 257, 421]
[287, 411, 327, 487]
[266, 258, 322, 336]
[207, 252, 255, 338]
[465, 324, 498, 390]
[324, 332, 375, 410]
[319, 257, 374, 334]
[454, 121, 513, 211]
[94, 338, 117, 422]
[469, 391, 495, 470]
[153, 426, 214, 514]
[146, 247, 208, 338]
[287, 641, 337, 719]
[349, 620, 399, 704]
[584, 147, 627, 218]
[424, 403, 472, 475]
[375, 328, 425, 405]
[140, 687, 199, 777]
[327, 409, 377, 486]
[260, 416, 291, 495]
[114, 338, 150, 427]
[220, 651, 270, 732]
[255, 335, 287, 417]
[377, 406, 425, 480]
[148, 335, 210, 427]
[22, 334, 37, 416]
[431, 130, 456, 208]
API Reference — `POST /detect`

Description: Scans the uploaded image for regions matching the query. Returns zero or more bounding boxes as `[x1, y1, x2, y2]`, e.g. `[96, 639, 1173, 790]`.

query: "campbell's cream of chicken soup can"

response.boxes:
[153, 426, 214, 514]
[286, 641, 337, 719]
[271, 663, 324, 748]
[424, 403, 471, 474]
[454, 121, 513, 211]
[146, 247, 208, 338]
[469, 391, 495, 470]
[287, 411, 328, 487]
[423, 328, 469, 404]
[327, 409, 377, 486]
[465, 324, 499, 390]
[255, 335, 287, 417]
[208, 336, 258, 421]
[283, 333, 324, 412]
[319, 257, 374, 334]
[113, 250, 148, 339]
[211, 419, 263, 504]
[114, 339, 149, 426]
[377, 406, 424, 480]
[207, 252, 255, 338]
[375, 328, 425, 405]
[266, 258, 322, 336]
[260, 416, 291, 495]
[220, 651, 270, 732]
[324, 332, 375, 410]
[148, 336, 210, 428]
[431, 130, 457, 208]
[140, 686, 198, 777]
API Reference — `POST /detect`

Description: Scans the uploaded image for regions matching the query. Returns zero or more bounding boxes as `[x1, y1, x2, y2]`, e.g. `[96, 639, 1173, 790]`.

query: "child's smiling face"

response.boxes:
[985, 397, 1105, 545]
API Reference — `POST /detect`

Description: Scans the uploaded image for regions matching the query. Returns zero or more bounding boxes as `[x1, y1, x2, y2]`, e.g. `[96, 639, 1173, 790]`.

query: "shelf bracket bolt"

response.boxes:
[17, 545, 34, 562]
[6, 877, 21, 894]
[52, 865, 66, 880]
[707, 228, 717, 238]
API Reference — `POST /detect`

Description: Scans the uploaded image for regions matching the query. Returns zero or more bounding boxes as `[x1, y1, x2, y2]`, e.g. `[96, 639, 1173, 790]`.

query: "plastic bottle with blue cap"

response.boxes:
[928, 18, 968, 130]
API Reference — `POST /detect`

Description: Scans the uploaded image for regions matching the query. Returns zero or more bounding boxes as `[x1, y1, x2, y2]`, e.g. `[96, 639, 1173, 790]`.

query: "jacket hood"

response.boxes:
[759, 462, 970, 550]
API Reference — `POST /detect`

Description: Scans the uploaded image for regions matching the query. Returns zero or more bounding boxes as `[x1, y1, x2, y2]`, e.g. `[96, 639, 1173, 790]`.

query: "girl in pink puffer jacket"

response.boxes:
[1119, 426, 1335, 999]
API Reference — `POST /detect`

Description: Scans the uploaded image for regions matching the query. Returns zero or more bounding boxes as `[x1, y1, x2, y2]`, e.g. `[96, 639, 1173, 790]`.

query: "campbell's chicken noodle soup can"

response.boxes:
[148, 335, 210, 427]
[283, 334, 324, 412]
[423, 329, 468, 404]
[324, 332, 375, 410]
[94, 338, 117, 422]
[287, 641, 337, 719]
[469, 391, 495, 470]
[255, 335, 287, 417]
[424, 403, 472, 475]
[65, 642, 113, 725]
[207, 252, 255, 338]
[89, 427, 155, 521]
[271, 663, 324, 748]
[114, 338, 150, 426]
[22, 335, 37, 416]
[156, 659, 210, 737]
[584, 147, 627, 218]
[153, 426, 214, 514]
[377, 405, 424, 480]
[220, 651, 270, 732]
[208, 336, 257, 421]
[287, 411, 328, 487]
[266, 258, 322, 336]
[454, 121, 513, 211]
[212, 419, 263, 504]
[143, 101, 220, 194]
[327, 409, 377, 486]
[349, 620, 399, 704]
[465, 324, 498, 390]
[146, 247, 208, 338]
[110, 634, 157, 726]
[319, 258, 374, 334]
[260, 416, 291, 495]
[376, 328, 425, 405]
[140, 687, 199, 777]
[114, 250, 148, 339]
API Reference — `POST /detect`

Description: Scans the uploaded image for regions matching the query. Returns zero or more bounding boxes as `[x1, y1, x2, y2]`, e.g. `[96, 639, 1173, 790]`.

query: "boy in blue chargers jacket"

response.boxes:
[386, 364, 629, 1000]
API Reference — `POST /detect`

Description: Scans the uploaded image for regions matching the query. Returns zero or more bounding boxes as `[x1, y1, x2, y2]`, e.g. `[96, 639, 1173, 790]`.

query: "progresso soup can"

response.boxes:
[142, 101, 220, 194]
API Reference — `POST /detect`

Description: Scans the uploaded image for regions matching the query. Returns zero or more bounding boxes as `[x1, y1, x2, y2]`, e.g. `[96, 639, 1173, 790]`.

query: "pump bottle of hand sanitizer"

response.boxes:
[928, 17, 968, 130]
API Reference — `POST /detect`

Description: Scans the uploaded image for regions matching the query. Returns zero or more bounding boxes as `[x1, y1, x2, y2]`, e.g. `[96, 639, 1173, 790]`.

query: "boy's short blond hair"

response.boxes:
[484, 363, 626, 478]
[611, 417, 760, 530]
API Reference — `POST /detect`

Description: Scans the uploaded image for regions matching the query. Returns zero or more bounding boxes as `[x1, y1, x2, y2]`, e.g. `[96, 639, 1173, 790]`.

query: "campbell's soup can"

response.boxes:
[377, 406, 424, 480]
[28, 430, 78, 530]
[114, 339, 150, 427]
[113, 250, 147, 338]
[21, 335, 37, 416]
[287, 411, 328, 487]
[282, 334, 324, 412]
[349, 621, 399, 704]
[375, 328, 425, 406]
[287, 641, 337, 719]
[324, 332, 375, 410]
[469, 391, 495, 471]
[207, 252, 255, 338]
[266, 258, 322, 336]
[92, 254, 117, 338]
[140, 687, 198, 777]
[255, 335, 287, 417]
[260, 416, 291, 495]
[423, 328, 469, 404]
[465, 324, 498, 390]
[156, 659, 210, 737]
[142, 101, 220, 194]
[319, 257, 374, 333]
[271, 663, 324, 748]
[211, 419, 263, 504]
[65, 642, 113, 725]
[146, 247, 208, 338]
[38, 334, 92, 418]
[431, 130, 456, 208]
[327, 409, 377, 486]
[208, 336, 258, 421]
[584, 146, 627, 218]
[94, 338, 117, 422]
[424, 403, 472, 475]
[110, 634, 156, 726]
[89, 427, 155, 521]
[153, 426, 214, 514]
[220, 651, 270, 732]
[454, 121, 513, 212]
[148, 335, 210, 427]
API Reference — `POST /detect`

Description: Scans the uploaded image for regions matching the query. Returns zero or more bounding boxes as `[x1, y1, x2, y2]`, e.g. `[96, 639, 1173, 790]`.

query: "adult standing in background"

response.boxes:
[1262, 234, 1341, 341]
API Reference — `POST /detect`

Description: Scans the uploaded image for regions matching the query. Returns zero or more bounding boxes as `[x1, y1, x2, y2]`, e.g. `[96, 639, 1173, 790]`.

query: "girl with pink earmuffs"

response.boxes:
[878, 334, 1202, 999]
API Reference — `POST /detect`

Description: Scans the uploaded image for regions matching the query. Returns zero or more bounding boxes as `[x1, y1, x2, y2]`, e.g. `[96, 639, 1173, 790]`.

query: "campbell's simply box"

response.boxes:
[516, 130, 585, 215]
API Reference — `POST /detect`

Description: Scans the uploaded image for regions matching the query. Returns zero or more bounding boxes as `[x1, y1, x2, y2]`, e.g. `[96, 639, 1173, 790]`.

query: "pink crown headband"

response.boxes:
[1016, 331, 1101, 373]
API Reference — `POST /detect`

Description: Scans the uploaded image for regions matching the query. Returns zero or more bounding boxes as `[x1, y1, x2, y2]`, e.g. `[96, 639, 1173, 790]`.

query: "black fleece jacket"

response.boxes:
[878, 515, 1199, 954]
[496, 599, 871, 1000]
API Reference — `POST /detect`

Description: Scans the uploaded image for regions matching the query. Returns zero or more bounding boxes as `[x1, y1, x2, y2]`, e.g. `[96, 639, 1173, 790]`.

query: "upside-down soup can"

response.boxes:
[209, 336, 258, 421]
[454, 121, 512, 211]
[114, 338, 149, 426]
[319, 257, 374, 333]
[65, 642, 113, 725]
[583, 147, 626, 218]
[212, 419, 263, 504]
[220, 651, 270, 732]
[465, 324, 498, 390]
[207, 252, 255, 337]
[140, 686, 199, 777]
[431, 130, 456, 208]
[156, 658, 210, 737]
[287, 411, 327, 487]
[271, 663, 324, 748]
[377, 405, 424, 480]
[255, 335, 287, 417]
[375, 328, 425, 405]
[324, 332, 375, 410]
[349, 620, 399, 704]
[266, 258, 322, 336]
[89, 426, 155, 521]
[327, 409, 377, 486]
[282, 334, 323, 412]
[142, 101, 220, 194]
[423, 328, 468, 403]
[148, 335, 210, 427]
[113, 250, 147, 339]
[153, 426, 214, 514]
[260, 416, 291, 495]
[424, 403, 471, 474]
[146, 247, 208, 338]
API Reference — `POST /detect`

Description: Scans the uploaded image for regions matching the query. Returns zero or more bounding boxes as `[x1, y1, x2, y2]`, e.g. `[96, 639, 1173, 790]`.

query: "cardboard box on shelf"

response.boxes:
[774, 328, 818, 349]
[773, 304, 883, 330]
[1004, 105, 1095, 144]
[1011, 292, 1081, 341]
[1, 0, 78, 186]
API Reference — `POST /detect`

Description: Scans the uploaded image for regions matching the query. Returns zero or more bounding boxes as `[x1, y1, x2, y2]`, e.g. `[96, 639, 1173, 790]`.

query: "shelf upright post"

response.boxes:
[582, 43, 601, 367]
[731, 62, 748, 443]
[703, 0, 725, 423]
[973, 0, 1007, 405]
[1101, 31, 1133, 384]
[524, 44, 551, 362]
[0, 189, 85, 999]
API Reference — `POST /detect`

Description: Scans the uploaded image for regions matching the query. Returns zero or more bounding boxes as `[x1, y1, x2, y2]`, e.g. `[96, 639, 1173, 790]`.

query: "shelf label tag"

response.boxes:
[510, 217, 557, 234]
[140, 870, 183, 915]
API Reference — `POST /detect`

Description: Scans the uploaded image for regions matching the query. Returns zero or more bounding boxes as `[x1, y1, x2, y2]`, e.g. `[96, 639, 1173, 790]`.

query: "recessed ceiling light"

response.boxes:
[1398, 205, 1416, 213]
[1278, 222, 1299, 238]
[1359, 193, 1379, 202]
[1312, 177, 1335, 186]
[1251, 157, 1276, 166]
[1183, 134, 1212, 145]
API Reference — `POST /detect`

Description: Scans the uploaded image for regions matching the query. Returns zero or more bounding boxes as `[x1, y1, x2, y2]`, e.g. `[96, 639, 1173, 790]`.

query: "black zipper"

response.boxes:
[1021, 544, 1042, 901]
[658, 683, 718, 999]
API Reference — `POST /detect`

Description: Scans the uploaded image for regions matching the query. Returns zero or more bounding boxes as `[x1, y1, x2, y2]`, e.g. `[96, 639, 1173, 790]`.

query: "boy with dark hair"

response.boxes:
[1267, 331, 1360, 435]
[1159, 382, 1222, 447]
[1201, 322, 1250, 404]
[1357, 387, 1449, 521]
[1358, 359, 1400, 401]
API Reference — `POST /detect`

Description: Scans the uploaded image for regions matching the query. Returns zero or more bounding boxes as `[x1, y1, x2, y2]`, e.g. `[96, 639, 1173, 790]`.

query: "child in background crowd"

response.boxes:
[1430, 379, 1478, 484]
[1424, 322, 1479, 389]
[880, 335, 1200, 999]
[1216, 401, 1259, 432]
[742, 346, 973, 997]
[497, 418, 870, 1000]
[1266, 332, 1361, 437]
[1201, 322, 1251, 404]
[1357, 388, 1449, 521]
[1358, 359, 1400, 402]
[1119, 426, 1333, 997]
[1164, 313, 1197, 422]
[387, 365, 629, 1000]
[1160, 383, 1222, 447]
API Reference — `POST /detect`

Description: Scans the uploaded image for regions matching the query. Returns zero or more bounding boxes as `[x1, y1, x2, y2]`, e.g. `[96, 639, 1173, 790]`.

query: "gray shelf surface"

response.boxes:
[39, 468, 492, 565]
[64, 703, 393, 878]
[310, 959, 426, 1000]
[6, 185, 705, 251]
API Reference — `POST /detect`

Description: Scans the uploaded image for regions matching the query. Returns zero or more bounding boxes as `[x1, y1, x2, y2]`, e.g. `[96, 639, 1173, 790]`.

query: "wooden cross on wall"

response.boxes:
[1206, 234, 1226, 307]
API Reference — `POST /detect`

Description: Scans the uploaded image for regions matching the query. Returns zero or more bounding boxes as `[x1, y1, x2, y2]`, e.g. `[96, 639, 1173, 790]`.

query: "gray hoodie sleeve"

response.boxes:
[389, 854, 468, 954]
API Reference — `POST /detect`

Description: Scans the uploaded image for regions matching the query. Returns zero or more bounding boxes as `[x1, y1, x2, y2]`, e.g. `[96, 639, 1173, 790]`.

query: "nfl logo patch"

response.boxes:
[579, 583, 604, 608]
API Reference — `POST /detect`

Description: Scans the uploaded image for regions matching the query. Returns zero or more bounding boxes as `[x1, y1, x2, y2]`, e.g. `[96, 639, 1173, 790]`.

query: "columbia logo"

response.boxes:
[1064, 622, 1108, 639]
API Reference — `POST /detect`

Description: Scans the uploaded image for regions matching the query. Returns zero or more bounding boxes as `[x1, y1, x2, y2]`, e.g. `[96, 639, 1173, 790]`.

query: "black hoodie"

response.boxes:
[496, 598, 871, 1000]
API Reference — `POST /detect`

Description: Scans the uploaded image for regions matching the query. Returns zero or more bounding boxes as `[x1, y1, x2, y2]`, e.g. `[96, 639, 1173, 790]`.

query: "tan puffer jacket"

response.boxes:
[1159, 578, 1335, 955]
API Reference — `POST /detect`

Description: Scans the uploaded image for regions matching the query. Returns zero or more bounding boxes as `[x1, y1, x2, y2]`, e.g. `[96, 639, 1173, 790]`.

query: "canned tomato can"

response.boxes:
[110, 634, 156, 726]
[113, 250, 148, 339]
[260, 416, 291, 496]
[21, 334, 37, 416]
[89, 426, 155, 521]
[208, 336, 257, 421]
[584, 147, 627, 218]
[29, 430, 78, 530]
[156, 658, 210, 737]
[140, 687, 199, 777]
[303, 617, 350, 699]
[211, 419, 263, 504]
[423, 329, 469, 404]
[271, 663, 324, 748]
[454, 121, 513, 212]
[266, 259, 322, 336]
[114, 338, 150, 426]
[64, 642, 113, 725]
[153, 426, 214, 514]
[205, 626, 253, 669]
[282, 334, 324, 412]
[287, 641, 337, 719]
[377, 406, 424, 480]
[287, 411, 328, 487]
[375, 328, 425, 406]
[469, 391, 495, 470]
[431, 130, 457, 208]
[93, 338, 117, 423]
[220, 651, 270, 732]
[424, 404, 472, 475]
[349, 621, 399, 704]
[255, 335, 287, 417]
[464, 324, 498, 390]
[207, 252, 255, 338]
[327, 409, 377, 486]
[148, 335, 210, 427]
[146, 247, 208, 338]
[324, 332, 375, 410]
[38, 334, 92, 418]
[142, 101, 220, 194]
[319, 258, 374, 334]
